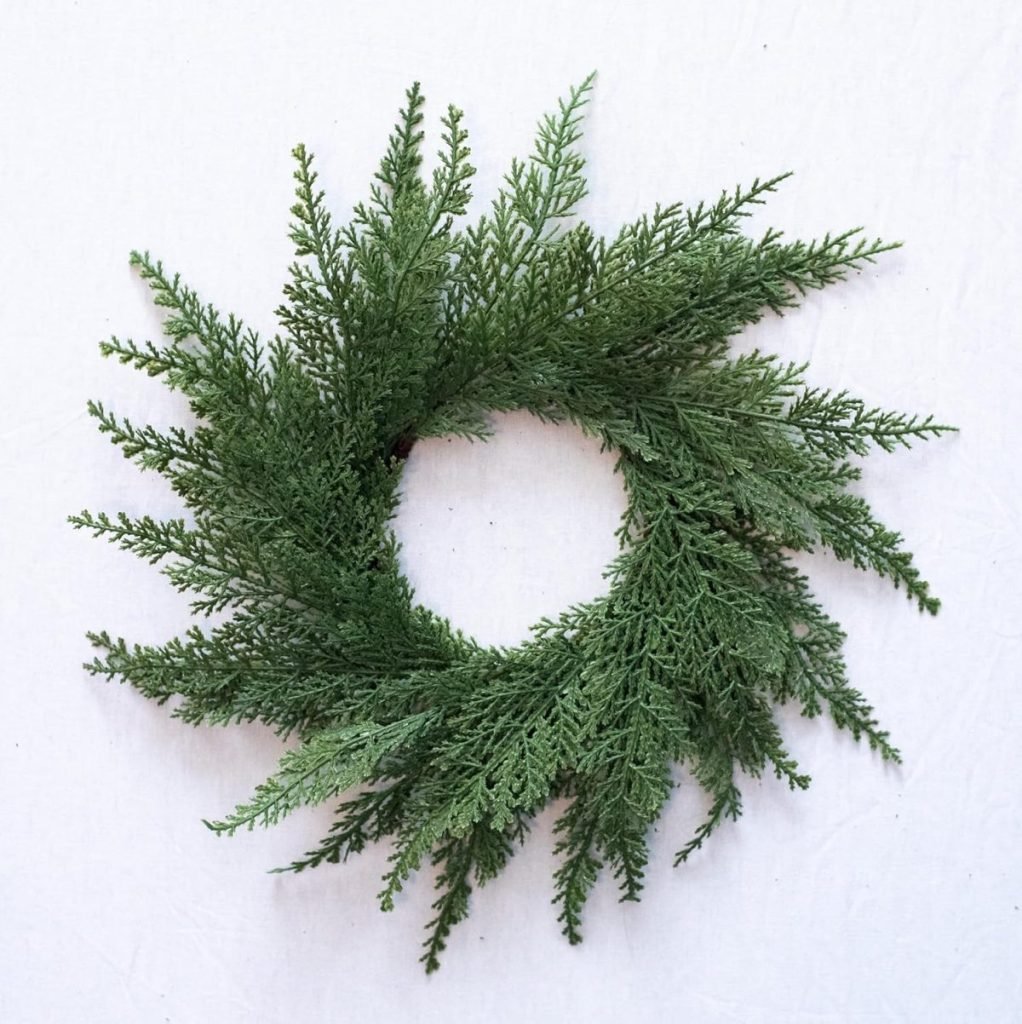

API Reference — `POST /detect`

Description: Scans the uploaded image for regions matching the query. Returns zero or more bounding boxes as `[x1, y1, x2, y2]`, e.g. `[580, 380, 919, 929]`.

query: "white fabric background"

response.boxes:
[2, 2, 1019, 1020]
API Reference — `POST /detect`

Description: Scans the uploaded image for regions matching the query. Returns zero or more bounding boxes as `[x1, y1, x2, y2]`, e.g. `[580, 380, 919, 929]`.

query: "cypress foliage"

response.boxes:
[73, 76, 952, 971]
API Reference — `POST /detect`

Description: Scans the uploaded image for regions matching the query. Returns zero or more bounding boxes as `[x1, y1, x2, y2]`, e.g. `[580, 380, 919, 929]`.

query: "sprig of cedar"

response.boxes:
[73, 75, 952, 972]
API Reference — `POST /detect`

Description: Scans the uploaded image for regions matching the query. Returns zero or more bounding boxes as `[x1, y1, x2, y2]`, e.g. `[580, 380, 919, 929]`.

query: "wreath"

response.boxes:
[74, 76, 951, 972]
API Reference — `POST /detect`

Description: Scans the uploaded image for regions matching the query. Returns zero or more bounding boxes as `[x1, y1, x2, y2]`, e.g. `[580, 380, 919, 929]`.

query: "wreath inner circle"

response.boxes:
[75, 75, 952, 972]
[393, 411, 629, 648]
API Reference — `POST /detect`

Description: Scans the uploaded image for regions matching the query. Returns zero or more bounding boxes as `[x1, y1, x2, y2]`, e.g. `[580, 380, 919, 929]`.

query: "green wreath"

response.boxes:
[74, 76, 951, 972]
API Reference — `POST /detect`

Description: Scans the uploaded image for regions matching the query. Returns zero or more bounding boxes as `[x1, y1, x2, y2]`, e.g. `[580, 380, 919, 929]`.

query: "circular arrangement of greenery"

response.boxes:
[74, 76, 951, 971]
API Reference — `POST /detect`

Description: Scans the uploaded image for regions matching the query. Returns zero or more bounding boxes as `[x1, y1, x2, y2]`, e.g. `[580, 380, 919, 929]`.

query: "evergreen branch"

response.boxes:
[205, 713, 439, 835]
[552, 173, 794, 326]
[376, 81, 427, 200]
[420, 833, 475, 972]
[674, 782, 742, 866]
[419, 821, 515, 973]
[272, 779, 419, 873]
[289, 144, 348, 313]
[552, 796, 603, 944]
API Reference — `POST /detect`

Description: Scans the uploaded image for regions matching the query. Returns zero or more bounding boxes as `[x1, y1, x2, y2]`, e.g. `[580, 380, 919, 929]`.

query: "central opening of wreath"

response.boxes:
[393, 411, 629, 648]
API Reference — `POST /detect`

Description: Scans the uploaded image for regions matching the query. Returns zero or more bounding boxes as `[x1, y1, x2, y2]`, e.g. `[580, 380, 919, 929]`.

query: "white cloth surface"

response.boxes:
[1, 2, 1019, 1020]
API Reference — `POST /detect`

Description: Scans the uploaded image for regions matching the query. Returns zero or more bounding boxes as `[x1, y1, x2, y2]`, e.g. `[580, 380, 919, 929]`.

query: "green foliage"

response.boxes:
[73, 75, 953, 971]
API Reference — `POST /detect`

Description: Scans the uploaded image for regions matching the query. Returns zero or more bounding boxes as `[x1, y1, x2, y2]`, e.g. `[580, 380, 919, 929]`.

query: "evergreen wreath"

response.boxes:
[73, 75, 952, 972]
